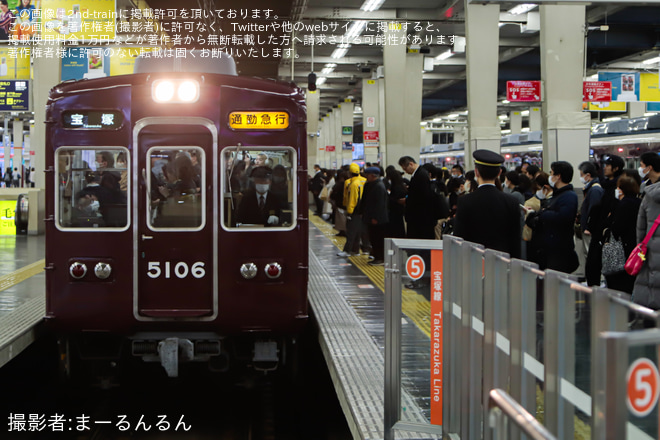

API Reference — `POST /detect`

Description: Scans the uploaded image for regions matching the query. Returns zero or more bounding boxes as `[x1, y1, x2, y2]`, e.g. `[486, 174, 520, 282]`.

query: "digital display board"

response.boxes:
[62, 110, 123, 129]
[228, 112, 289, 130]
[0, 80, 29, 111]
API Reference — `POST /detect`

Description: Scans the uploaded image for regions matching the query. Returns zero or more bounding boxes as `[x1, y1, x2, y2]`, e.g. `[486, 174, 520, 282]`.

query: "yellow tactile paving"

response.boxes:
[0, 259, 45, 293]
[309, 213, 432, 338]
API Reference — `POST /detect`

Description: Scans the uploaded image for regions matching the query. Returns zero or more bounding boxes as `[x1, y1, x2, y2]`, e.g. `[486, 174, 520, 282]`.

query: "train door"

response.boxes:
[133, 118, 217, 320]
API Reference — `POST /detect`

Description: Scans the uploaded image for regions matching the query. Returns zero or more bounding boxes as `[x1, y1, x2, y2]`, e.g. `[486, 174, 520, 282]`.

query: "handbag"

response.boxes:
[601, 230, 626, 275]
[625, 212, 660, 276]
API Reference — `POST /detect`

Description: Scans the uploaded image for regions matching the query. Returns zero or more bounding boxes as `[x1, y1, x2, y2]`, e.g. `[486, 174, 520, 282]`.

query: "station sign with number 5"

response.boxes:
[406, 255, 425, 281]
[627, 357, 660, 417]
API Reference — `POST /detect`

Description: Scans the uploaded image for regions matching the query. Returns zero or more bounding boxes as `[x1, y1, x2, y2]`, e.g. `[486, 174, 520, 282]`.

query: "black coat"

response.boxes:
[236, 189, 285, 226]
[527, 184, 579, 272]
[361, 179, 389, 225]
[454, 184, 522, 258]
[405, 166, 436, 239]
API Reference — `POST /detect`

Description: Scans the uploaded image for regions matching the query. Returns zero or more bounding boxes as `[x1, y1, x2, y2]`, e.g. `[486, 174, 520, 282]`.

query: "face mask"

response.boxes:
[579, 176, 587, 185]
[255, 183, 270, 194]
[615, 188, 622, 199]
[536, 189, 545, 200]
[465, 181, 471, 192]
[639, 166, 649, 179]
[549, 175, 557, 188]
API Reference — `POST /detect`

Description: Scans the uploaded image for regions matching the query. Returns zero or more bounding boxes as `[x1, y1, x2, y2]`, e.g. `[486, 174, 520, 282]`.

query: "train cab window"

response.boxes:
[223, 148, 296, 230]
[148, 147, 204, 230]
[56, 147, 129, 230]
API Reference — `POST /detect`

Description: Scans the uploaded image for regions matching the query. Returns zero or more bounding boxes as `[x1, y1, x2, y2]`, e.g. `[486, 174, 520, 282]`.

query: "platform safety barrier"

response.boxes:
[383, 236, 660, 440]
[488, 389, 556, 440]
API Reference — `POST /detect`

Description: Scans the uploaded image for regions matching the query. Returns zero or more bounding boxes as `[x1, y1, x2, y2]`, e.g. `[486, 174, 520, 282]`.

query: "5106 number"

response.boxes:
[147, 261, 205, 279]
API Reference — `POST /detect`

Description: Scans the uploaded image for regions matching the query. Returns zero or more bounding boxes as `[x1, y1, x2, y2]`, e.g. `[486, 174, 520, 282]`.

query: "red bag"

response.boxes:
[625, 213, 660, 276]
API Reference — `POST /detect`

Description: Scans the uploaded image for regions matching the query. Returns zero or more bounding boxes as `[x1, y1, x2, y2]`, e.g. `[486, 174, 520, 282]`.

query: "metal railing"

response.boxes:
[489, 389, 556, 440]
[383, 235, 660, 440]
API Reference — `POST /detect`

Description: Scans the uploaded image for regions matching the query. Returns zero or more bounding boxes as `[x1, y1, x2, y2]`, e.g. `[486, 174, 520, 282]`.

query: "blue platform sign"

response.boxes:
[0, 80, 29, 111]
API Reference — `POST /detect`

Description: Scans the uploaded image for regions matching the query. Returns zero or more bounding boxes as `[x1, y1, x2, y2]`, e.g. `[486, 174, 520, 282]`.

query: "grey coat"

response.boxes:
[632, 182, 660, 309]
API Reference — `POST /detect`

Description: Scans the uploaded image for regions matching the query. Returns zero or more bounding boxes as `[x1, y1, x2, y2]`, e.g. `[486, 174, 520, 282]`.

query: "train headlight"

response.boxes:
[264, 263, 282, 279]
[153, 80, 175, 102]
[178, 80, 199, 102]
[152, 79, 200, 103]
[240, 263, 258, 280]
[94, 262, 112, 280]
[69, 262, 87, 280]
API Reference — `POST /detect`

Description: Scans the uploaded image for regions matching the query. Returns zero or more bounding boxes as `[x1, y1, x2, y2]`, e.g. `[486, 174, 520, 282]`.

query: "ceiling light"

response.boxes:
[446, 113, 459, 119]
[602, 117, 621, 122]
[521, 127, 530, 132]
[360, 0, 385, 12]
[521, 110, 530, 116]
[498, 114, 508, 120]
[645, 112, 658, 116]
[508, 3, 537, 15]
[434, 50, 453, 62]
[316, 77, 327, 86]
[433, 117, 442, 122]
[501, 100, 510, 104]
[331, 46, 350, 59]
[345, 20, 367, 39]
[642, 56, 660, 65]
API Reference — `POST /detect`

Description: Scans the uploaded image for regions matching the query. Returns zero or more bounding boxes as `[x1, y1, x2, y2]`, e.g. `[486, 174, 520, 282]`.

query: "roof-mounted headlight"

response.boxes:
[152, 79, 199, 103]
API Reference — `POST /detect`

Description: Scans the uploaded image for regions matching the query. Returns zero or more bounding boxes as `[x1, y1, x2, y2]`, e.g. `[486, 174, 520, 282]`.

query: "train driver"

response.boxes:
[235, 166, 285, 227]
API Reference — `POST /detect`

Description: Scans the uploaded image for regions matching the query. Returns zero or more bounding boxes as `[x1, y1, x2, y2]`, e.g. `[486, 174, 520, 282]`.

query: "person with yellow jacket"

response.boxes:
[337, 163, 367, 257]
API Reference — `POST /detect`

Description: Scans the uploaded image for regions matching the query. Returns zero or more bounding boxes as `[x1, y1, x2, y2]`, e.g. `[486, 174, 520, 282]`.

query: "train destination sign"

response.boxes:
[583, 81, 612, 102]
[229, 111, 289, 130]
[0, 80, 29, 112]
[62, 110, 123, 129]
[506, 81, 542, 102]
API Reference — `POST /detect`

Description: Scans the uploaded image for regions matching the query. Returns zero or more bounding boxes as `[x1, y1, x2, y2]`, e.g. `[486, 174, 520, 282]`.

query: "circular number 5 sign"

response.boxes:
[406, 255, 425, 281]
[627, 357, 660, 417]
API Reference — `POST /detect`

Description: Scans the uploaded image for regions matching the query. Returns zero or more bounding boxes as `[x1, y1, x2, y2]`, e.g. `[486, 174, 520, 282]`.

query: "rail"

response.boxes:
[488, 389, 556, 440]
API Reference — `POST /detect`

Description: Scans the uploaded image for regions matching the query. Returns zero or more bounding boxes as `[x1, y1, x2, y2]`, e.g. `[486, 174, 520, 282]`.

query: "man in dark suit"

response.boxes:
[454, 150, 522, 258]
[309, 164, 324, 215]
[398, 156, 435, 240]
[236, 166, 285, 226]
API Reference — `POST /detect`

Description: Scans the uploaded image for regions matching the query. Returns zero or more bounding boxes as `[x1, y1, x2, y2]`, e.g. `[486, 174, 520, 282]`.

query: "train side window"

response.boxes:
[55, 147, 129, 230]
[223, 147, 296, 230]
[148, 147, 204, 230]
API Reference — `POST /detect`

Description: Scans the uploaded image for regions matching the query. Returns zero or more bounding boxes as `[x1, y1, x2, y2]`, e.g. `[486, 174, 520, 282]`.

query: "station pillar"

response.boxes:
[510, 111, 522, 135]
[12, 118, 23, 182]
[362, 78, 380, 164]
[383, 23, 423, 168]
[628, 102, 645, 119]
[306, 89, 320, 174]
[318, 116, 327, 169]
[540, 5, 590, 183]
[529, 106, 542, 132]
[32, 42, 62, 189]
[340, 101, 354, 166]
[465, 2, 501, 171]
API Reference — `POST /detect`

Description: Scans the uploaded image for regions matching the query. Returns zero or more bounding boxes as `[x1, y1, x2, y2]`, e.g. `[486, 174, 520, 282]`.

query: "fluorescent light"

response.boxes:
[434, 50, 453, 62]
[316, 77, 327, 86]
[360, 0, 385, 12]
[321, 64, 336, 74]
[521, 110, 530, 116]
[331, 46, 350, 59]
[498, 22, 507, 28]
[508, 3, 537, 15]
[645, 112, 658, 117]
[498, 114, 508, 120]
[345, 20, 367, 39]
[446, 113, 459, 119]
[521, 127, 530, 132]
[642, 56, 660, 65]
[501, 100, 510, 104]
[420, 122, 427, 126]
[501, 129, 511, 134]
[585, 73, 598, 80]
[433, 117, 442, 122]
[602, 117, 621, 122]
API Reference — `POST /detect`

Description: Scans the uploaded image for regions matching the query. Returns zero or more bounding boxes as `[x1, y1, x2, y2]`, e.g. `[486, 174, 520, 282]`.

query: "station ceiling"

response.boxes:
[140, 0, 660, 125]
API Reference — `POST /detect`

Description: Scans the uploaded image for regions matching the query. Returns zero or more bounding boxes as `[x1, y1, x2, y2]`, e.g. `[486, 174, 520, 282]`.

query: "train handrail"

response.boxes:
[488, 389, 556, 440]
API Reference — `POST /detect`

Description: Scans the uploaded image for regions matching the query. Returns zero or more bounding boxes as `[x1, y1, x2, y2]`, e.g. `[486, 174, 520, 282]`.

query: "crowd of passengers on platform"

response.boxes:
[309, 150, 660, 310]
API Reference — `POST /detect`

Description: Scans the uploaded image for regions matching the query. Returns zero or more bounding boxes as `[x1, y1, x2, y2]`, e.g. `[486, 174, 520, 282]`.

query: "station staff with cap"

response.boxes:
[453, 150, 522, 258]
[235, 166, 285, 226]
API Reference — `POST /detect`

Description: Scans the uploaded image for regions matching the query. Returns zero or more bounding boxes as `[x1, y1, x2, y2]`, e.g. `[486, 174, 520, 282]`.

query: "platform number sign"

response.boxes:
[406, 255, 425, 281]
[627, 358, 660, 417]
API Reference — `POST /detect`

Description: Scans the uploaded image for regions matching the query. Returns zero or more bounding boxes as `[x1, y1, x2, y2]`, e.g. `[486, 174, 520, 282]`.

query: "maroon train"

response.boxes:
[45, 54, 308, 377]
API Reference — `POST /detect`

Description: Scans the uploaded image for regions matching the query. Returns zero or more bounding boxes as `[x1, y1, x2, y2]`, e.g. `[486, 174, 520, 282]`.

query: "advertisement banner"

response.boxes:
[588, 101, 626, 112]
[598, 71, 640, 102]
[506, 80, 542, 102]
[583, 81, 611, 102]
[0, 80, 29, 111]
[0, 48, 30, 79]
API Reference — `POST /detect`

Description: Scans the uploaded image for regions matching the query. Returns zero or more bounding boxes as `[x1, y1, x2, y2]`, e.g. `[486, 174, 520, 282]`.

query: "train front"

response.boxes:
[45, 54, 309, 377]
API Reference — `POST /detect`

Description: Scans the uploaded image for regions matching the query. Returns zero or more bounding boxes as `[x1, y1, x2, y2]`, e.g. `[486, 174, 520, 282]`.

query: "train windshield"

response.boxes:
[223, 147, 296, 230]
[56, 147, 129, 230]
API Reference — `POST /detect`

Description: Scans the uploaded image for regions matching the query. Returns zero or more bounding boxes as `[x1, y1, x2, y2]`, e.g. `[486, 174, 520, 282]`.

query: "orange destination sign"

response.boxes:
[229, 112, 289, 129]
